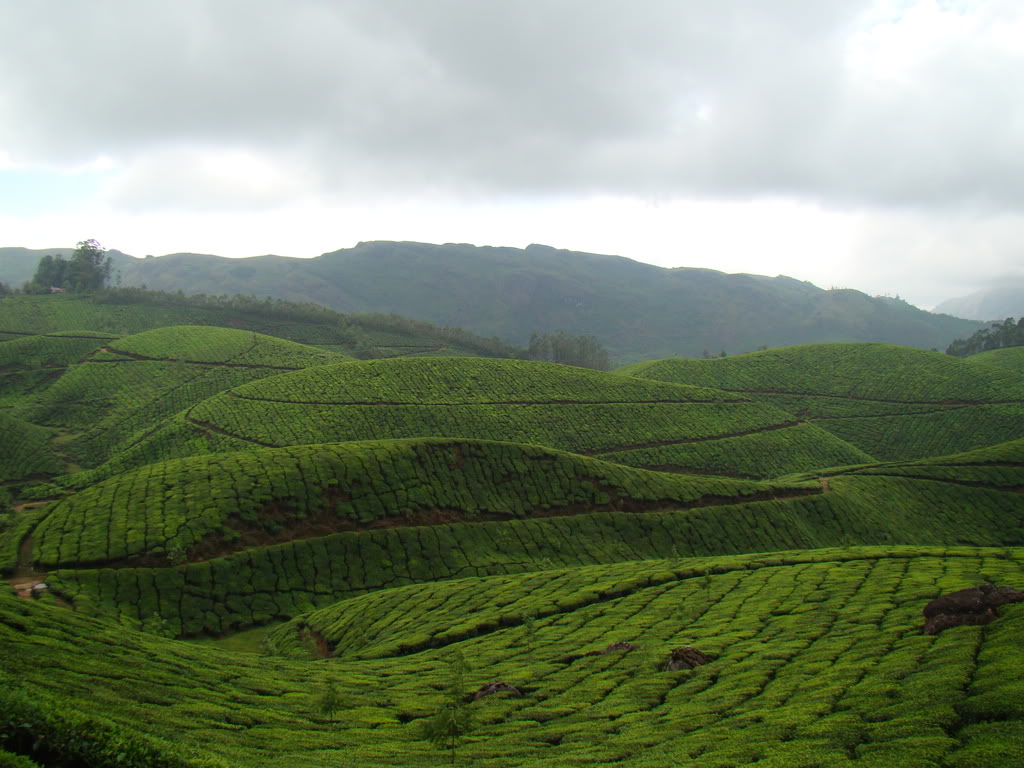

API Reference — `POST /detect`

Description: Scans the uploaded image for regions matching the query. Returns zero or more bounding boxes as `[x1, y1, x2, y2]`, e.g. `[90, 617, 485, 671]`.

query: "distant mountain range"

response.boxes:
[1, 242, 984, 362]
[933, 276, 1024, 321]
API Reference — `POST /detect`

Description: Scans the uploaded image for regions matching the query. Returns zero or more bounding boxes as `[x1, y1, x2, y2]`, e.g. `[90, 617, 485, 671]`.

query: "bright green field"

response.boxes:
[966, 345, 1024, 373]
[3, 546, 1023, 767]
[621, 343, 1024, 460]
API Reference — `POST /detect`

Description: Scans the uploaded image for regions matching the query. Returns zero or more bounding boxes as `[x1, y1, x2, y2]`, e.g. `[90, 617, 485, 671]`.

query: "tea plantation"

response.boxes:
[1, 297, 1022, 767]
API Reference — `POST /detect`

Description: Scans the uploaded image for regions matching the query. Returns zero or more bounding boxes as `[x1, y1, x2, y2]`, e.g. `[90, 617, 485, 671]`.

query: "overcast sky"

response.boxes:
[2, 0, 1023, 308]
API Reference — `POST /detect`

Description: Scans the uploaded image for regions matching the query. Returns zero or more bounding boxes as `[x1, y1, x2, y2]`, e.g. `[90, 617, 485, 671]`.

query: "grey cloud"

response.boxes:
[2, 0, 1022, 210]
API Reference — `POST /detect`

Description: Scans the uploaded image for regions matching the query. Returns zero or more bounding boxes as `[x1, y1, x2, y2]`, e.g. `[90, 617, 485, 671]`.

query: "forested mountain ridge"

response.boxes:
[1, 242, 983, 362]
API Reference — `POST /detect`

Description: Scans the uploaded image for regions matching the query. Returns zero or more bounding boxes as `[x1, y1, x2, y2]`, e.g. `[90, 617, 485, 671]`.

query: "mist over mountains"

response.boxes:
[2, 242, 982, 362]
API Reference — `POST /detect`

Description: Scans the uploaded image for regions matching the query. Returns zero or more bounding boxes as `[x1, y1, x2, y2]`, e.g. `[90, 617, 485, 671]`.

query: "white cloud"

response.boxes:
[1, 0, 1022, 308]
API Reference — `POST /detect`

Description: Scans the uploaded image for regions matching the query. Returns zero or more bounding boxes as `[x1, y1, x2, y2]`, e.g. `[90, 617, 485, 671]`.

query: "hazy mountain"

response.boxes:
[3, 241, 983, 362]
[933, 276, 1024, 321]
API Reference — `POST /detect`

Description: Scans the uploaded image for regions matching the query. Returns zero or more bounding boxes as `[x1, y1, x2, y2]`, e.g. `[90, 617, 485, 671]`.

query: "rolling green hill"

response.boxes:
[93, 356, 872, 482]
[621, 343, 1024, 461]
[1, 299, 1023, 768]
[0, 292, 520, 360]
[965, 345, 1024, 373]
[3, 546, 1023, 767]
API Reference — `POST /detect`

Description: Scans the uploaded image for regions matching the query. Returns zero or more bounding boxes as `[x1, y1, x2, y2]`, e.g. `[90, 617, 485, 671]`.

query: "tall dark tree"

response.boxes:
[65, 239, 112, 291]
[31, 254, 68, 289]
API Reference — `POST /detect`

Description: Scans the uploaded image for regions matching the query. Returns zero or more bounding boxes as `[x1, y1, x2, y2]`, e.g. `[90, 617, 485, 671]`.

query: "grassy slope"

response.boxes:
[965, 345, 1024, 373]
[3, 547, 1023, 767]
[18, 326, 348, 471]
[0, 413, 62, 482]
[0, 293, 505, 360]
[28, 438, 809, 569]
[108, 357, 870, 481]
[35, 438, 1024, 637]
[621, 343, 1024, 461]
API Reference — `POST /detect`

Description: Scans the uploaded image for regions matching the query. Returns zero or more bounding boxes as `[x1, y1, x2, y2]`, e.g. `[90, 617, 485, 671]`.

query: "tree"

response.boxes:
[65, 239, 112, 292]
[30, 240, 112, 293]
[314, 680, 343, 722]
[31, 254, 68, 289]
[419, 650, 475, 763]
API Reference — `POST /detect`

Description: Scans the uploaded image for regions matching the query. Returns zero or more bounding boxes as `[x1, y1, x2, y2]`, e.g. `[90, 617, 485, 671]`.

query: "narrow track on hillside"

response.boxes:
[6, 530, 48, 600]
[583, 421, 801, 456]
[226, 392, 749, 407]
[841, 472, 1024, 494]
[89, 346, 305, 371]
[184, 408, 280, 448]
[716, 387, 1024, 407]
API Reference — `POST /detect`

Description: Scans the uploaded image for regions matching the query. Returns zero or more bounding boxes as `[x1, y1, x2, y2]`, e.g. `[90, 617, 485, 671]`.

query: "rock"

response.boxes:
[474, 681, 523, 700]
[602, 641, 639, 654]
[666, 646, 711, 671]
[922, 584, 1024, 635]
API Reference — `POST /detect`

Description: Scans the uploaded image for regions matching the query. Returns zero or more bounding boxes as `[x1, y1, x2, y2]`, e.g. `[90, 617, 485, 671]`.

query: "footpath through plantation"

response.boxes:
[0, 293, 1022, 767]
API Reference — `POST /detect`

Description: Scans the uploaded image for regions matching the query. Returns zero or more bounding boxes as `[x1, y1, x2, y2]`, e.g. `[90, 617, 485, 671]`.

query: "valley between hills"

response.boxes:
[1, 291, 1023, 767]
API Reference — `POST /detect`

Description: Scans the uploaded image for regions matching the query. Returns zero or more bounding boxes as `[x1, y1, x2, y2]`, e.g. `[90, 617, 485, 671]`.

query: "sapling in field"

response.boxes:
[314, 680, 343, 722]
[419, 650, 475, 764]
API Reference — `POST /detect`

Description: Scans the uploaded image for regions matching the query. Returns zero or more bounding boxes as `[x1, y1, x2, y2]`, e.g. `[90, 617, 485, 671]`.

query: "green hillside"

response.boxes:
[1, 297, 1022, 768]
[621, 343, 1024, 460]
[965, 345, 1024, 372]
[3, 547, 1023, 766]
[94, 356, 872, 482]
[32, 437, 1024, 638]
[0, 292, 519, 360]
[17, 326, 349, 469]
[28, 438, 802, 570]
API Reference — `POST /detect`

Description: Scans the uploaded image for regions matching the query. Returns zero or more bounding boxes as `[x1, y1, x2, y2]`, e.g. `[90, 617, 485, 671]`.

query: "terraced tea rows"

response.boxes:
[3, 547, 1022, 767]
[622, 343, 1024, 461]
[108, 357, 871, 480]
[22, 326, 349, 468]
[36, 438, 1024, 636]
[967, 345, 1024, 373]
[102, 325, 349, 368]
[0, 413, 62, 483]
[30, 438, 803, 569]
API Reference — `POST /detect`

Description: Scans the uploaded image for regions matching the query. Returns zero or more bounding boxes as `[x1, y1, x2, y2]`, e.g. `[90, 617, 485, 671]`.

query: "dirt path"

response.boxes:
[7, 533, 47, 599]
[819, 477, 831, 493]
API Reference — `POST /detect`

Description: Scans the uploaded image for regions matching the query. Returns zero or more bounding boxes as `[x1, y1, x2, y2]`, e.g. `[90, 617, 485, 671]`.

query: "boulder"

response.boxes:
[666, 646, 711, 671]
[922, 584, 1024, 635]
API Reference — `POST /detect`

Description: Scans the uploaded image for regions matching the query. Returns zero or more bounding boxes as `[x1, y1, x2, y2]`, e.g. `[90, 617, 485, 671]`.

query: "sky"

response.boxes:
[2, 0, 1023, 309]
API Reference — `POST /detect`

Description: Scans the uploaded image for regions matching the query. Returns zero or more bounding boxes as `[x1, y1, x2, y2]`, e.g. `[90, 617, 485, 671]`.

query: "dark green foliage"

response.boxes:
[527, 331, 610, 370]
[947, 316, 1024, 356]
[0, 684, 216, 767]
[0, 414, 62, 482]
[30, 241, 112, 293]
